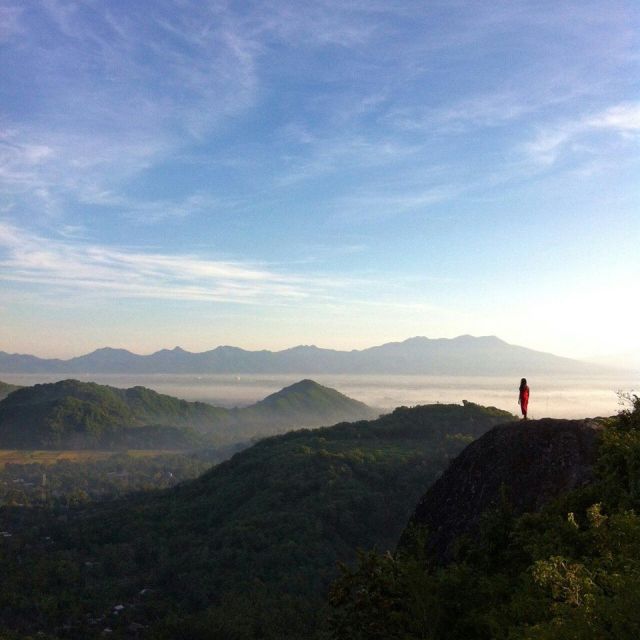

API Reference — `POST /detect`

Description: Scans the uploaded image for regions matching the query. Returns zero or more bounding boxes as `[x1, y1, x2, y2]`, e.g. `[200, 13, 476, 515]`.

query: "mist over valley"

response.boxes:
[1, 336, 634, 419]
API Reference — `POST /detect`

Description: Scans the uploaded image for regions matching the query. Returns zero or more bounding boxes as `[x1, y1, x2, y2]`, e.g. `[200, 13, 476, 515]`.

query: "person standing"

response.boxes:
[518, 378, 530, 419]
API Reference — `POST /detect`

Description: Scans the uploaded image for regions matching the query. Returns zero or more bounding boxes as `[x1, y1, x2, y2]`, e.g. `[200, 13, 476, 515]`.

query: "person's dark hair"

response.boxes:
[520, 378, 527, 390]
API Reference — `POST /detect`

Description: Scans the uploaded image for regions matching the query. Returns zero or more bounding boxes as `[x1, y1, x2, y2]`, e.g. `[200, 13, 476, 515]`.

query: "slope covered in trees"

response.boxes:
[0, 447, 243, 507]
[237, 378, 376, 427]
[0, 381, 21, 401]
[0, 379, 229, 449]
[0, 378, 377, 450]
[0, 402, 512, 638]
[329, 395, 640, 640]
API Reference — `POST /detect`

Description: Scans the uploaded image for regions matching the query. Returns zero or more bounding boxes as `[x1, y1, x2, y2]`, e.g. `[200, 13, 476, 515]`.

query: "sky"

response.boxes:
[1, 0, 639, 361]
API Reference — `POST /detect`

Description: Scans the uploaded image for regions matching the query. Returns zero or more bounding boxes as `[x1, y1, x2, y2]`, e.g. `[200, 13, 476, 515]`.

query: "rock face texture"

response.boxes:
[402, 418, 605, 561]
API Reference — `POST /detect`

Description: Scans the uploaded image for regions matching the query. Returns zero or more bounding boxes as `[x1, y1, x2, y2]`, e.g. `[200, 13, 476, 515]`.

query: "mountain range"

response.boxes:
[0, 335, 598, 375]
[0, 378, 378, 450]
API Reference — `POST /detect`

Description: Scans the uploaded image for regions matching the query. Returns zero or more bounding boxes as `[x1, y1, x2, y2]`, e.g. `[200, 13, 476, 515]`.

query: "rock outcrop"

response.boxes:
[402, 418, 606, 561]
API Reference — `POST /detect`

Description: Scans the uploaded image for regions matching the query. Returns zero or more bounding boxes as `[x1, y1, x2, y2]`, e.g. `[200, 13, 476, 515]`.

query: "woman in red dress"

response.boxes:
[518, 378, 530, 419]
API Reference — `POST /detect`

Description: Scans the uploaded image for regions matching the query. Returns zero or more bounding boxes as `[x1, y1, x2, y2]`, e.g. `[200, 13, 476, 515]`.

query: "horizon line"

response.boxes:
[2, 334, 571, 360]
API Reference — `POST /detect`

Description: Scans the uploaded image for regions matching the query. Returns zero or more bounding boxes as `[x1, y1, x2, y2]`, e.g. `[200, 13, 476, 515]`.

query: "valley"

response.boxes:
[0, 401, 513, 638]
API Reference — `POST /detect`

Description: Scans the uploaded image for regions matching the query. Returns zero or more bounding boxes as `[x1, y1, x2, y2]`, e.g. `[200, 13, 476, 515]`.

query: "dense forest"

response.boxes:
[0, 381, 22, 402]
[0, 447, 244, 507]
[0, 402, 512, 638]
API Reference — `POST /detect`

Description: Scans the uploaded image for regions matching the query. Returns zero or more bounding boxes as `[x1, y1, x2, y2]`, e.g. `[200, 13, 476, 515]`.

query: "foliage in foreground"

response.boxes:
[329, 393, 640, 640]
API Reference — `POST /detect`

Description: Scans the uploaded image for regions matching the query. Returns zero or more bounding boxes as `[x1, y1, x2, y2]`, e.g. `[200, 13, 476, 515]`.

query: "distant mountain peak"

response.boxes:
[214, 345, 248, 353]
[263, 378, 332, 398]
[397, 335, 506, 346]
[289, 378, 319, 388]
[153, 346, 188, 354]
[450, 334, 504, 343]
[90, 346, 133, 354]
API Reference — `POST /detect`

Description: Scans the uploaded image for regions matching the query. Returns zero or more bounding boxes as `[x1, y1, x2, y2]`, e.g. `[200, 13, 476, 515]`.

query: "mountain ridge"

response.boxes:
[0, 335, 599, 375]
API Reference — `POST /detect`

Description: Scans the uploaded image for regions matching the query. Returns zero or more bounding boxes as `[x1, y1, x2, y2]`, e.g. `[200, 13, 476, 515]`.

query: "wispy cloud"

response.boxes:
[77, 191, 228, 224]
[588, 103, 640, 132]
[0, 3, 22, 41]
[0, 220, 456, 312]
[4, 0, 637, 221]
[524, 102, 640, 165]
[0, 127, 172, 218]
[276, 134, 422, 186]
[332, 186, 456, 222]
[384, 78, 600, 136]
[1, 0, 261, 219]
[386, 93, 531, 134]
[0, 221, 321, 304]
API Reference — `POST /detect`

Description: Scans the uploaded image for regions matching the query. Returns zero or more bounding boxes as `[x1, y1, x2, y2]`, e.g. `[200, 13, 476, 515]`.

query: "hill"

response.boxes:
[0, 335, 596, 375]
[239, 378, 376, 427]
[0, 380, 22, 401]
[402, 417, 605, 561]
[0, 378, 377, 450]
[0, 402, 513, 638]
[0, 379, 229, 449]
[329, 398, 640, 640]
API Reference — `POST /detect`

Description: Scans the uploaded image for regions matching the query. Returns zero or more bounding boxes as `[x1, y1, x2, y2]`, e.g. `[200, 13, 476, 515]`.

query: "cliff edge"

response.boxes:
[402, 418, 606, 561]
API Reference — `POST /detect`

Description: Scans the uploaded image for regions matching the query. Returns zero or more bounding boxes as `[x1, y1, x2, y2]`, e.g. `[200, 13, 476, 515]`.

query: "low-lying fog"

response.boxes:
[2, 373, 636, 420]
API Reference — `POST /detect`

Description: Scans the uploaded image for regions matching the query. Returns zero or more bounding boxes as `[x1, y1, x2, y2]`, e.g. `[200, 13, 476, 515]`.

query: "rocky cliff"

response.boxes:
[402, 417, 606, 561]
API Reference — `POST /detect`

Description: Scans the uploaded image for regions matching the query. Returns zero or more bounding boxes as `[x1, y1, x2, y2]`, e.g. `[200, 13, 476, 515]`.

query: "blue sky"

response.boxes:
[1, 0, 639, 360]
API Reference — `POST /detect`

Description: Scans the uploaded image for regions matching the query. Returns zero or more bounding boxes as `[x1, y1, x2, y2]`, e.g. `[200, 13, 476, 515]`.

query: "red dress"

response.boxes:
[519, 385, 529, 415]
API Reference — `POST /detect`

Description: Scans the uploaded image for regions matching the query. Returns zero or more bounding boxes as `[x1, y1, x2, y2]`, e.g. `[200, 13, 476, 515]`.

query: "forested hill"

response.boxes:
[329, 398, 640, 640]
[0, 402, 513, 638]
[402, 417, 605, 561]
[237, 378, 375, 426]
[0, 378, 378, 450]
[0, 380, 22, 401]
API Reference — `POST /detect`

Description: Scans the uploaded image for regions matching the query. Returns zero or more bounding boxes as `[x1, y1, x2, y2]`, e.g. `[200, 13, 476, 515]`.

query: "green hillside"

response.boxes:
[329, 395, 640, 640]
[0, 379, 376, 450]
[0, 380, 22, 401]
[0, 380, 230, 449]
[0, 402, 513, 638]
[238, 378, 378, 426]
